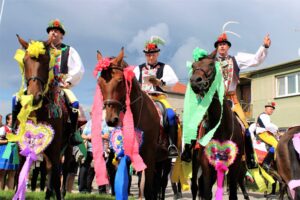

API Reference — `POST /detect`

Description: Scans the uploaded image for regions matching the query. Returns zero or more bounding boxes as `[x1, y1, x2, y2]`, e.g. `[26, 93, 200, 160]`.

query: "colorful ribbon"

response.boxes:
[13, 148, 38, 200]
[292, 133, 300, 158]
[123, 66, 146, 172]
[215, 162, 228, 200]
[183, 60, 224, 146]
[91, 84, 109, 186]
[115, 155, 130, 200]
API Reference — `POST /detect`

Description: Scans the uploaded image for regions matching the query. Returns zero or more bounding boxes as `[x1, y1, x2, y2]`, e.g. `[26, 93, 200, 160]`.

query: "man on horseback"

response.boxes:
[12, 19, 85, 145]
[214, 32, 271, 129]
[256, 101, 278, 171]
[133, 36, 179, 158]
[181, 32, 272, 164]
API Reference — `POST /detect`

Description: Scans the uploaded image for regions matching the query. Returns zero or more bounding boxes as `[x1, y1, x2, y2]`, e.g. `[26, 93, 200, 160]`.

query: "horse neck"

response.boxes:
[128, 79, 158, 128]
[128, 79, 144, 123]
[207, 93, 234, 140]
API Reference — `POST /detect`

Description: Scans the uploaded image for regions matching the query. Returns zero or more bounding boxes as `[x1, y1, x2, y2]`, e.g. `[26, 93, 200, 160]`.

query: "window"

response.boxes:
[276, 72, 300, 97]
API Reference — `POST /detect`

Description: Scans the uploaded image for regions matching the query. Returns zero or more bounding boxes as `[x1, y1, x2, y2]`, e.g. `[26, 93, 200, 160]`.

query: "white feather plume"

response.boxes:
[222, 21, 241, 38]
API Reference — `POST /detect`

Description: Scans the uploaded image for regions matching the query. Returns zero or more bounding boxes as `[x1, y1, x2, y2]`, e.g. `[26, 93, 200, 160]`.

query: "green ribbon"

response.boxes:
[183, 48, 225, 146]
[2, 142, 20, 165]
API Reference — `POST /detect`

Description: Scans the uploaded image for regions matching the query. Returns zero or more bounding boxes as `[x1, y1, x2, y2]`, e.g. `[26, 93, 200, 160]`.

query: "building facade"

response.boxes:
[240, 59, 300, 129]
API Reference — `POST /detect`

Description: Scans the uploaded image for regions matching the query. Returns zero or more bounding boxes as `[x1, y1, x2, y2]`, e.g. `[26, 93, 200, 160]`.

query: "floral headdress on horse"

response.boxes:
[143, 36, 165, 53]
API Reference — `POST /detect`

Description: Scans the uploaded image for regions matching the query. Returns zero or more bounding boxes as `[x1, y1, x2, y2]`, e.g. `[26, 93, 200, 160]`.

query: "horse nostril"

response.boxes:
[195, 77, 202, 83]
[112, 117, 119, 125]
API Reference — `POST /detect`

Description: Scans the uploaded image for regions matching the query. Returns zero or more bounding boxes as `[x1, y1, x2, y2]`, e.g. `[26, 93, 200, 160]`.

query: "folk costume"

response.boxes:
[0, 125, 19, 170]
[133, 36, 179, 158]
[256, 102, 278, 171]
[215, 33, 269, 128]
[11, 19, 85, 145]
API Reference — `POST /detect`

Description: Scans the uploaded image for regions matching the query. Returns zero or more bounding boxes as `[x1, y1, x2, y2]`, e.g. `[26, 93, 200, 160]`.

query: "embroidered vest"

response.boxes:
[60, 44, 70, 74]
[138, 62, 165, 83]
[217, 56, 240, 92]
[137, 62, 165, 92]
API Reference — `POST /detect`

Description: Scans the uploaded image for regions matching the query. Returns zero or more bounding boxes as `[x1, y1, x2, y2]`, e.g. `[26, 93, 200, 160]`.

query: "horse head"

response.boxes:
[17, 35, 52, 105]
[97, 48, 128, 127]
[190, 50, 217, 97]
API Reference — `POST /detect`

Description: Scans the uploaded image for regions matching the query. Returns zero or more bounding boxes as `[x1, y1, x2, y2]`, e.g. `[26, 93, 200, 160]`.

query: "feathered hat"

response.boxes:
[46, 19, 66, 35]
[143, 36, 165, 53]
[265, 101, 276, 109]
[214, 21, 240, 48]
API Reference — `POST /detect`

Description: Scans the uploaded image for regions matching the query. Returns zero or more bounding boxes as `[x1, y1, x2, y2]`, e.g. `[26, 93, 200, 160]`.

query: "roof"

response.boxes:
[164, 82, 186, 95]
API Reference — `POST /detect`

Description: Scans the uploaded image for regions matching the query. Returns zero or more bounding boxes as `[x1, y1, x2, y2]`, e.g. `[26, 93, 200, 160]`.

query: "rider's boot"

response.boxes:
[68, 104, 82, 146]
[11, 96, 22, 133]
[181, 143, 192, 162]
[262, 147, 275, 172]
[168, 124, 179, 158]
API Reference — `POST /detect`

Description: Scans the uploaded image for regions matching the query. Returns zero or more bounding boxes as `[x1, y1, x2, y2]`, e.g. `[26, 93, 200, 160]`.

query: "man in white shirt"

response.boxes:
[256, 102, 278, 170]
[215, 33, 271, 128]
[12, 19, 85, 145]
[134, 36, 179, 158]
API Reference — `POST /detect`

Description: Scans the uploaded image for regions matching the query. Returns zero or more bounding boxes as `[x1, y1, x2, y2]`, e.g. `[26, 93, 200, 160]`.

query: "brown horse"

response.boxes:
[276, 126, 300, 200]
[189, 50, 246, 200]
[96, 48, 170, 199]
[17, 35, 71, 200]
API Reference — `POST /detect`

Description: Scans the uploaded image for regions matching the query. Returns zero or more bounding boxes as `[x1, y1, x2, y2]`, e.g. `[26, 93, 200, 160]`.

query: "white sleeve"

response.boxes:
[0, 127, 5, 137]
[235, 46, 268, 70]
[260, 114, 278, 134]
[161, 64, 179, 86]
[65, 47, 85, 86]
[133, 66, 140, 81]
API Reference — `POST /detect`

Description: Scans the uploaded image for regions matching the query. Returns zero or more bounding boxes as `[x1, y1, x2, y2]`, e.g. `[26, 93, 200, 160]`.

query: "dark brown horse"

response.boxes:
[17, 35, 71, 200]
[189, 50, 246, 200]
[96, 48, 169, 199]
[276, 126, 300, 200]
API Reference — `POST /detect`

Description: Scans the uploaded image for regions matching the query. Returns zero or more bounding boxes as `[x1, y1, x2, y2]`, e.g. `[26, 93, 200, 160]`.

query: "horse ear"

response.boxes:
[97, 50, 103, 61]
[111, 47, 124, 66]
[209, 49, 217, 59]
[16, 34, 28, 49]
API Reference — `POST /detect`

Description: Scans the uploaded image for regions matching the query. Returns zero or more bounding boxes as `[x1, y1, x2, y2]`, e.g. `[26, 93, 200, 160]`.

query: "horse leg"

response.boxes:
[228, 161, 242, 200]
[191, 149, 200, 200]
[144, 159, 156, 200]
[238, 162, 249, 200]
[160, 159, 172, 200]
[154, 161, 163, 200]
[198, 149, 215, 200]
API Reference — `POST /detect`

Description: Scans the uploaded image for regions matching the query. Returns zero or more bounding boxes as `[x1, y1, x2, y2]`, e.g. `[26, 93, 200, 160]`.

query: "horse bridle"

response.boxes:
[192, 65, 216, 91]
[26, 76, 47, 88]
[102, 66, 124, 109]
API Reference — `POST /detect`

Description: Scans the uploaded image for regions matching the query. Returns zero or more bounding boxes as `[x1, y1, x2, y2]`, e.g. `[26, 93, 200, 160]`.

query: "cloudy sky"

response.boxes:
[0, 0, 300, 117]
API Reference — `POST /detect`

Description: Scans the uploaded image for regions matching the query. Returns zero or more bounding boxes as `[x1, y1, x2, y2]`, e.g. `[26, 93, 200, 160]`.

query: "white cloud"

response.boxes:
[127, 23, 170, 55]
[169, 37, 208, 82]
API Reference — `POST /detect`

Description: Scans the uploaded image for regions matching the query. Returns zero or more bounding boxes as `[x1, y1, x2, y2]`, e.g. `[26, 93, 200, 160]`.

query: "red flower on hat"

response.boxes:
[147, 43, 156, 50]
[217, 33, 228, 42]
[53, 20, 60, 27]
[271, 102, 276, 107]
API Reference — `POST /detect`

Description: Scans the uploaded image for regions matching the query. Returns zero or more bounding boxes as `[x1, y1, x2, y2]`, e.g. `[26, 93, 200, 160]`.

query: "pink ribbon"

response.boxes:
[123, 67, 146, 171]
[91, 84, 109, 186]
[215, 161, 228, 200]
[292, 133, 300, 159]
[13, 148, 38, 200]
